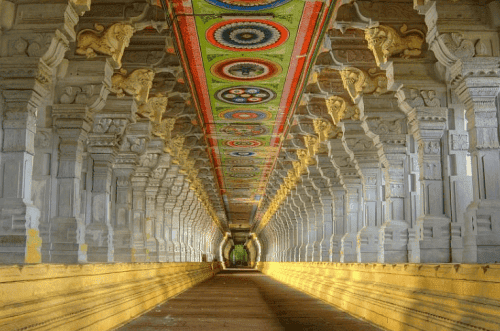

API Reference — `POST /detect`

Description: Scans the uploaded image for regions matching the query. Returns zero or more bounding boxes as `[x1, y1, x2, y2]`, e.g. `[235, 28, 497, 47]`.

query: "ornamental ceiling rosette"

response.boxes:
[166, 0, 336, 226]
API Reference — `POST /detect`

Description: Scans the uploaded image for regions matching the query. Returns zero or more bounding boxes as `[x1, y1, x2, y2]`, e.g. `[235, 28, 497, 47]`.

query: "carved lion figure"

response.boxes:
[340, 67, 387, 101]
[76, 23, 135, 67]
[137, 95, 168, 121]
[326, 95, 360, 124]
[110, 68, 155, 103]
[365, 24, 425, 66]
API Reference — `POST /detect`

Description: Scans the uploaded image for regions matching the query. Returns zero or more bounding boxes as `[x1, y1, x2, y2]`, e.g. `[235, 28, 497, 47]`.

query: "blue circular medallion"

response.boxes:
[229, 151, 257, 157]
[205, 0, 292, 11]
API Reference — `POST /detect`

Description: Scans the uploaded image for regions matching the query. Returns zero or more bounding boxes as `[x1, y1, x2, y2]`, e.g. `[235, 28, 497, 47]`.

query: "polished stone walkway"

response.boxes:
[117, 268, 383, 331]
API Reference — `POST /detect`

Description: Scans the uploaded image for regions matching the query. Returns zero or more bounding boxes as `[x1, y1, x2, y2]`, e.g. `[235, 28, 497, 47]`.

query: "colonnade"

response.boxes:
[0, 0, 225, 264]
[252, 0, 500, 265]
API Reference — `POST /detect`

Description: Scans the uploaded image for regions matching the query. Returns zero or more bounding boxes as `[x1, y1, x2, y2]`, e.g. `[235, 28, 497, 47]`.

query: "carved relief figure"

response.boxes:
[340, 67, 388, 101]
[326, 95, 360, 125]
[76, 23, 135, 67]
[110, 68, 155, 103]
[137, 95, 168, 121]
[365, 24, 425, 66]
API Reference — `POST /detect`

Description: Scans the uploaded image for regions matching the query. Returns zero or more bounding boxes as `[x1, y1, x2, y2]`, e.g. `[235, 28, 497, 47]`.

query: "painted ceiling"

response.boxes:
[166, 0, 336, 229]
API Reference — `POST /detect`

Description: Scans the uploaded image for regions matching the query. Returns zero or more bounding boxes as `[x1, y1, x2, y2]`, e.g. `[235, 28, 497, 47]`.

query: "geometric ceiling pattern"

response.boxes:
[166, 0, 337, 227]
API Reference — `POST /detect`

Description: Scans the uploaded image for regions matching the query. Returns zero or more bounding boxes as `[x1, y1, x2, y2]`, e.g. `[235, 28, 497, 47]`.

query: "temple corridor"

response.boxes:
[1, 0, 500, 330]
[117, 269, 382, 331]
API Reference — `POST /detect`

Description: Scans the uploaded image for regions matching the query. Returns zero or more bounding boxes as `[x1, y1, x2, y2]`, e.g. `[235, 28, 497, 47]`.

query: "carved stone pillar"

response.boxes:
[327, 138, 363, 263]
[51, 105, 93, 263]
[50, 58, 112, 263]
[113, 120, 149, 262]
[452, 59, 500, 263]
[145, 155, 168, 262]
[86, 133, 116, 263]
[341, 121, 383, 263]
[290, 190, 306, 261]
[131, 160, 153, 262]
[445, 100, 473, 263]
[416, 0, 500, 263]
[397, 88, 452, 262]
[330, 188, 345, 262]
[0, 87, 43, 263]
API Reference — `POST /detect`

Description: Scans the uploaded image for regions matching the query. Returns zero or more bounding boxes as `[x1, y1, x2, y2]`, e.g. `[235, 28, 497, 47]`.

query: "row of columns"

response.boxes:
[256, 0, 500, 265]
[0, 0, 225, 264]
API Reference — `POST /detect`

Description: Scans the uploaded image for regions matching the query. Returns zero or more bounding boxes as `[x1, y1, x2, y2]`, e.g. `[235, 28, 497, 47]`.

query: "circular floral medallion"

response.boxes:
[224, 139, 263, 148]
[229, 151, 257, 157]
[221, 124, 268, 136]
[211, 58, 281, 81]
[205, 0, 292, 11]
[206, 20, 288, 51]
[219, 109, 273, 121]
[215, 86, 276, 105]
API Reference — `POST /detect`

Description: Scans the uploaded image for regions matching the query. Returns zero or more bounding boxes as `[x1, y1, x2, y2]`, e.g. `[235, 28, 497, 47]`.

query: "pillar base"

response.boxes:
[0, 201, 41, 264]
[417, 215, 452, 263]
[49, 217, 86, 263]
[378, 220, 409, 263]
[86, 223, 110, 262]
[340, 233, 357, 263]
[330, 234, 342, 262]
[356, 226, 379, 263]
[464, 200, 500, 263]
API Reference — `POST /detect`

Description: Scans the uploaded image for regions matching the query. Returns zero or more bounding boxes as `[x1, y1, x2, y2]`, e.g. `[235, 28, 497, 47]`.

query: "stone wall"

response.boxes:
[257, 262, 500, 331]
[0, 262, 222, 331]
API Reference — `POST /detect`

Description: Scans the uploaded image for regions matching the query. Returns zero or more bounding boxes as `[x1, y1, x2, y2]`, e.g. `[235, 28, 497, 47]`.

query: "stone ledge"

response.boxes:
[0, 262, 222, 331]
[257, 262, 500, 331]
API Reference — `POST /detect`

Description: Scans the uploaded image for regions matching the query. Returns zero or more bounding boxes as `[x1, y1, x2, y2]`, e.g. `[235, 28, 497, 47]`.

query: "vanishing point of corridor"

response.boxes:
[117, 269, 382, 331]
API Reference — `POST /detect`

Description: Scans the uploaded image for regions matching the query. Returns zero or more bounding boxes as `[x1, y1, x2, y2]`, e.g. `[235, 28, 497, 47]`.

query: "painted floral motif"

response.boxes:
[207, 20, 288, 51]
[219, 109, 272, 121]
[224, 139, 263, 148]
[215, 86, 276, 105]
[212, 58, 281, 81]
[229, 151, 257, 157]
[205, 0, 292, 11]
[221, 124, 268, 136]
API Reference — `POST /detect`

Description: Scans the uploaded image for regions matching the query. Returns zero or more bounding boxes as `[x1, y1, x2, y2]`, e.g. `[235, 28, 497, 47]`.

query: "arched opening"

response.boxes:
[229, 244, 248, 267]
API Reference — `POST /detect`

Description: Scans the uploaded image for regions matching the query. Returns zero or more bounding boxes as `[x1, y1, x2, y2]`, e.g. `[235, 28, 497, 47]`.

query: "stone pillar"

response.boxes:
[327, 138, 363, 262]
[341, 121, 383, 263]
[0, 0, 85, 265]
[113, 120, 149, 262]
[416, 0, 500, 263]
[50, 58, 112, 263]
[452, 59, 500, 263]
[0, 87, 43, 263]
[51, 105, 93, 263]
[290, 190, 306, 261]
[445, 101, 473, 262]
[330, 188, 345, 262]
[397, 88, 452, 262]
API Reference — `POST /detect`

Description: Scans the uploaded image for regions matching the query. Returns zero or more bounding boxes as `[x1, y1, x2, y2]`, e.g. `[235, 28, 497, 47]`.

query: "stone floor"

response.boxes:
[116, 268, 383, 330]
